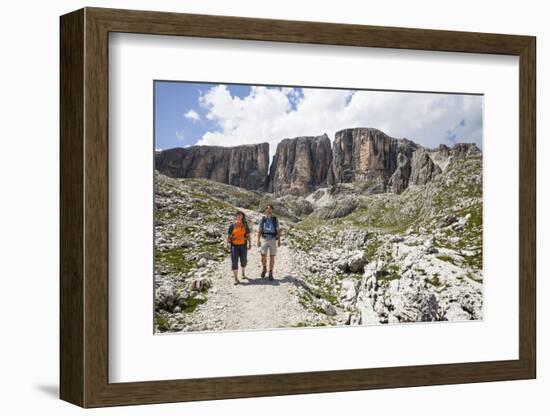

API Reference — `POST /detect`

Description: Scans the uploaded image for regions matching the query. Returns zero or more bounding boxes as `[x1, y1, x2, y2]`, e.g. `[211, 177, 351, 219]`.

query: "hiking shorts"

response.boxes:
[231, 243, 247, 270]
[260, 239, 277, 256]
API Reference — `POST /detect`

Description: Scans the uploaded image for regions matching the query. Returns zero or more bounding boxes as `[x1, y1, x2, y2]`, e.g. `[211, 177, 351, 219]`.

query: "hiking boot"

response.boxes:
[268, 271, 274, 281]
[261, 268, 266, 279]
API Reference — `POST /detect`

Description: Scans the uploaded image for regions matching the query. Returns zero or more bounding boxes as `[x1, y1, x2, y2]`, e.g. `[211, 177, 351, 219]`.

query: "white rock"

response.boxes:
[388, 279, 400, 296]
[445, 303, 472, 321]
[388, 313, 400, 324]
[358, 299, 381, 325]
[317, 299, 337, 316]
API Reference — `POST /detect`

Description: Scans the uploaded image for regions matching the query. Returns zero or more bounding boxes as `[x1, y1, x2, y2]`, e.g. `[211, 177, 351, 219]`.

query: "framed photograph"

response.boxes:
[60, 7, 536, 408]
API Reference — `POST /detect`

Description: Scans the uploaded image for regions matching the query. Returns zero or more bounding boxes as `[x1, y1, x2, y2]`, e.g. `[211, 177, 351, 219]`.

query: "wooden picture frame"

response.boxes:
[60, 7, 536, 408]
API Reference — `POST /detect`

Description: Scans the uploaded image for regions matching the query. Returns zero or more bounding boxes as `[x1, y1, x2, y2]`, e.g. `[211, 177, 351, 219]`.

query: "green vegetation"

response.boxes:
[425, 273, 442, 287]
[179, 296, 207, 313]
[436, 254, 457, 265]
[365, 232, 383, 260]
[343, 200, 421, 234]
[317, 287, 338, 305]
[376, 263, 401, 282]
[288, 230, 315, 253]
[293, 216, 325, 232]
[155, 248, 193, 274]
[462, 252, 482, 269]
[435, 203, 482, 270]
[155, 315, 171, 332]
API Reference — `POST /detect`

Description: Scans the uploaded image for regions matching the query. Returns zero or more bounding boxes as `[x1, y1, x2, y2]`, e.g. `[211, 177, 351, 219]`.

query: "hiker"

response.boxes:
[257, 204, 281, 281]
[226, 211, 251, 284]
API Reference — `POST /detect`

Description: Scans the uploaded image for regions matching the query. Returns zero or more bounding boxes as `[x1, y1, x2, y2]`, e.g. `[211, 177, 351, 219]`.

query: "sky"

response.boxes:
[154, 81, 483, 157]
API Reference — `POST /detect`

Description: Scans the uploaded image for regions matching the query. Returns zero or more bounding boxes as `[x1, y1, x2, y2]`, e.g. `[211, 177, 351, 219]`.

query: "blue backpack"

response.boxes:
[260, 216, 279, 238]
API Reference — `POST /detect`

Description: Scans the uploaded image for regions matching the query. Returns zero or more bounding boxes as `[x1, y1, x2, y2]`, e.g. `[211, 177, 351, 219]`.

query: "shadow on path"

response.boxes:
[239, 274, 308, 288]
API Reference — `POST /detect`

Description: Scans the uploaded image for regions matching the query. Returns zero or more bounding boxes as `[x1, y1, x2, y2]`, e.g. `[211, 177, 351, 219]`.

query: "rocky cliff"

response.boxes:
[155, 143, 270, 191]
[268, 134, 332, 195]
[327, 128, 418, 193]
[428, 143, 481, 171]
[409, 148, 443, 186]
[155, 128, 480, 196]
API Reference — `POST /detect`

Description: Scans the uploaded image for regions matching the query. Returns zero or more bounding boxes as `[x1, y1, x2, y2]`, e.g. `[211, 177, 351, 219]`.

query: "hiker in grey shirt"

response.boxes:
[256, 204, 281, 281]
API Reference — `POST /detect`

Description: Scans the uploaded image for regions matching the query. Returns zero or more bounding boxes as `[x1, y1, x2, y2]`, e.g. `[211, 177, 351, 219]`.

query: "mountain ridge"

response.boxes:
[155, 127, 481, 196]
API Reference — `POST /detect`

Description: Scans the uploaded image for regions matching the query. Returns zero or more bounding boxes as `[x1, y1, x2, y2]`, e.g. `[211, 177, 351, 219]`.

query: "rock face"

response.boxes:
[388, 152, 412, 194]
[429, 143, 481, 171]
[450, 142, 481, 158]
[409, 148, 443, 185]
[268, 134, 332, 195]
[155, 143, 270, 191]
[327, 128, 418, 193]
[155, 128, 478, 196]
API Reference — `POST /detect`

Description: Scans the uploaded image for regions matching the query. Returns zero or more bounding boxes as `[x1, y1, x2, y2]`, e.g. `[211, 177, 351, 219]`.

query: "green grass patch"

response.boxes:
[376, 265, 400, 282]
[179, 296, 207, 313]
[425, 273, 442, 287]
[462, 252, 482, 270]
[155, 315, 170, 332]
[365, 233, 383, 260]
[155, 248, 193, 274]
[436, 254, 456, 265]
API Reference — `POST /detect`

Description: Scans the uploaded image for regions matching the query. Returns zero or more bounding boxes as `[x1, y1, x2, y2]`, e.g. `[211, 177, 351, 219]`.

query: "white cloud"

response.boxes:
[175, 130, 185, 141]
[196, 85, 483, 157]
[184, 109, 200, 122]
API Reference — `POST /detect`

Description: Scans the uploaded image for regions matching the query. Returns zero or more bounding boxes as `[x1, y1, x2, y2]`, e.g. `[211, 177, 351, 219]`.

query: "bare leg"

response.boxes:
[261, 255, 267, 278]
[233, 269, 239, 283]
[269, 255, 275, 272]
[241, 266, 246, 278]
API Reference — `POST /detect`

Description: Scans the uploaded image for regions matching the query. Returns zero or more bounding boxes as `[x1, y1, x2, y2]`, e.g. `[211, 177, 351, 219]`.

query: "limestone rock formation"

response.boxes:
[450, 142, 481, 158]
[268, 134, 332, 195]
[387, 152, 412, 194]
[155, 143, 270, 191]
[409, 148, 442, 186]
[327, 128, 418, 193]
[429, 143, 481, 171]
[155, 128, 479, 196]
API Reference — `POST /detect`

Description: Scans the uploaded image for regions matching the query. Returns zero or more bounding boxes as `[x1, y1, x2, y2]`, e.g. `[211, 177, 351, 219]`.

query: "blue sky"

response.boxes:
[154, 81, 246, 149]
[154, 81, 483, 155]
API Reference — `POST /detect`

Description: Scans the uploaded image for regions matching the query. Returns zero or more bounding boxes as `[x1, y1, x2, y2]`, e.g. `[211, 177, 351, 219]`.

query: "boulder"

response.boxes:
[197, 257, 208, 268]
[317, 299, 337, 316]
[316, 196, 358, 219]
[388, 287, 439, 322]
[358, 299, 382, 325]
[340, 279, 358, 310]
[156, 283, 179, 311]
[336, 251, 367, 273]
[188, 277, 212, 292]
[444, 303, 472, 321]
